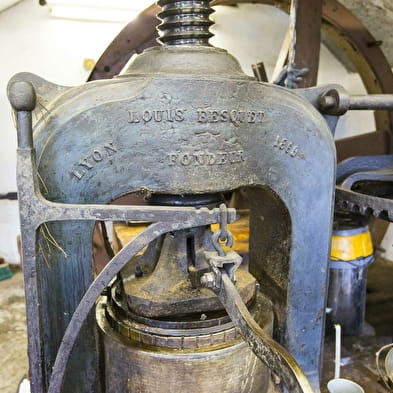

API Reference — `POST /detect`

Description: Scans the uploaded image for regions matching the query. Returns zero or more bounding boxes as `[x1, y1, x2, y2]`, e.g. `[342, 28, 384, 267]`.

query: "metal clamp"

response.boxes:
[202, 250, 242, 290]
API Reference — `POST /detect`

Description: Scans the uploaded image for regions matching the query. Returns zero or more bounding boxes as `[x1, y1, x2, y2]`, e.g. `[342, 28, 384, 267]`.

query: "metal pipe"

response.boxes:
[0, 192, 17, 200]
[349, 94, 393, 110]
[319, 88, 393, 115]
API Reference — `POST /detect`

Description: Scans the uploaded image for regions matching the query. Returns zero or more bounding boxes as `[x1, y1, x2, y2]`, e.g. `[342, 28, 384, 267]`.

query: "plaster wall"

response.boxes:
[0, 1, 379, 263]
[0, 0, 124, 262]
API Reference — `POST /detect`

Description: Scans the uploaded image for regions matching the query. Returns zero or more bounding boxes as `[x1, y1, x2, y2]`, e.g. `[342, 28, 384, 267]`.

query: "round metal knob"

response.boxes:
[8, 80, 37, 112]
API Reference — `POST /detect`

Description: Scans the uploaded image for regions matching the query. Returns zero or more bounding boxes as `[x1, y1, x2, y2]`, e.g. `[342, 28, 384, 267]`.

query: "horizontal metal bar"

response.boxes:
[319, 90, 393, 115]
[36, 199, 237, 227]
[0, 192, 17, 200]
[18, 148, 237, 229]
[349, 95, 393, 110]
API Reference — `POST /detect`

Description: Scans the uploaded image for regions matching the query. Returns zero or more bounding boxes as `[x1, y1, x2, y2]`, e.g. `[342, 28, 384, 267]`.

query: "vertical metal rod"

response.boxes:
[16, 112, 33, 148]
[334, 324, 341, 379]
[8, 81, 44, 393]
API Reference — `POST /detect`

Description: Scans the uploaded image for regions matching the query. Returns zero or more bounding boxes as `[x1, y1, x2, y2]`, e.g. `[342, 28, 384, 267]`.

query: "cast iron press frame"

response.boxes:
[10, 80, 316, 393]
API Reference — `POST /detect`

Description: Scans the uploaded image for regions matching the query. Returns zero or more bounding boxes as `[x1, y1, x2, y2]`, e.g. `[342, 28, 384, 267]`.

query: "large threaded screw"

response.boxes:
[157, 0, 214, 46]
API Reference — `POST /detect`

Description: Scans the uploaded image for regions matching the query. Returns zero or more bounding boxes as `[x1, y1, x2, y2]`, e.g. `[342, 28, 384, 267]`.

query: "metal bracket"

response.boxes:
[202, 250, 242, 290]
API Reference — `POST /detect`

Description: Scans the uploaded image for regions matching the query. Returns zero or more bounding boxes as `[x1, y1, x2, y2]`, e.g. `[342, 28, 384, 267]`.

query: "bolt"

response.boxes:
[367, 40, 383, 47]
[135, 265, 143, 278]
[320, 95, 337, 110]
[200, 272, 215, 289]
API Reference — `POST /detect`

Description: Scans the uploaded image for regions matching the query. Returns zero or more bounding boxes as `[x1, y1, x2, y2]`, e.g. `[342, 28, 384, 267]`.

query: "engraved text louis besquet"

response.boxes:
[127, 108, 265, 125]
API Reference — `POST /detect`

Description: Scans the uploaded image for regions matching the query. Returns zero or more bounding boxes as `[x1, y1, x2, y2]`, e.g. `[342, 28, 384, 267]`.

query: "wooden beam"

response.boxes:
[288, 0, 323, 87]
[335, 130, 391, 162]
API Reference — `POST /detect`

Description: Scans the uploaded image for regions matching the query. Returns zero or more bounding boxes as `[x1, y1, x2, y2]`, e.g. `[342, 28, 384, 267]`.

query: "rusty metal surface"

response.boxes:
[124, 265, 257, 317]
[10, 70, 336, 393]
[10, 3, 393, 393]
[121, 212, 256, 318]
[104, 296, 242, 349]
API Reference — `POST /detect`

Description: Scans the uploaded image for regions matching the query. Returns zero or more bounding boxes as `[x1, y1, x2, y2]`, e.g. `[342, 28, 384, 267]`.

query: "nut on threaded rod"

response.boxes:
[157, 0, 214, 46]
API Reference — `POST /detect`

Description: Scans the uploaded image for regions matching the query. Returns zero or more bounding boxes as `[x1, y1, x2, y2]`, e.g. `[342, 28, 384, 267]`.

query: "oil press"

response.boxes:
[8, 1, 393, 393]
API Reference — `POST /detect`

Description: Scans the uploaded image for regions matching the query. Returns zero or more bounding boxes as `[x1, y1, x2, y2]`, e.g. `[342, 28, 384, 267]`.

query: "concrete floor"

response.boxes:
[366, 257, 393, 336]
[0, 258, 392, 393]
[0, 269, 28, 393]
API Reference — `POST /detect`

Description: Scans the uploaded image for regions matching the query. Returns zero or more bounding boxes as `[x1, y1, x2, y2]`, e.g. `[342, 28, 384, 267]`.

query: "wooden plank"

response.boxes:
[335, 130, 390, 162]
[113, 211, 251, 256]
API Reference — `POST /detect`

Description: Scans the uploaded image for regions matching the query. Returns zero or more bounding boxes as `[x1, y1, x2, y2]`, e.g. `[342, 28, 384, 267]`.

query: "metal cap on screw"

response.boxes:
[7, 80, 36, 149]
[157, 0, 214, 46]
[8, 80, 36, 112]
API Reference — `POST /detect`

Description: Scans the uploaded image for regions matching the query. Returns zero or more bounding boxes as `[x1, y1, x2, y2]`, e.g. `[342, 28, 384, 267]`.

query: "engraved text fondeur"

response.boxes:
[168, 150, 245, 166]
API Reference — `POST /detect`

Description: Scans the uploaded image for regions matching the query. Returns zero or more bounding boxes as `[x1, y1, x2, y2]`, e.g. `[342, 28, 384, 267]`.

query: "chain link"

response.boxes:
[212, 203, 234, 256]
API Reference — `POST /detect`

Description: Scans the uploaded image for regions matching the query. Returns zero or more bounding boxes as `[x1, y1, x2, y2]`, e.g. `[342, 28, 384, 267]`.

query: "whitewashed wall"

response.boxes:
[0, 0, 125, 262]
[0, 1, 380, 263]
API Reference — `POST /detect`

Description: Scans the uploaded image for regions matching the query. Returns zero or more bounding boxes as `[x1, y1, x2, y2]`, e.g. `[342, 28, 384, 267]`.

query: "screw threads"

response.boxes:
[157, 0, 214, 46]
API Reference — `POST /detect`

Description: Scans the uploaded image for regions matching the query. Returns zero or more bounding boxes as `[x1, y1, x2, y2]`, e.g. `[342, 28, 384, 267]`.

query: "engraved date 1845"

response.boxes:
[273, 135, 299, 157]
